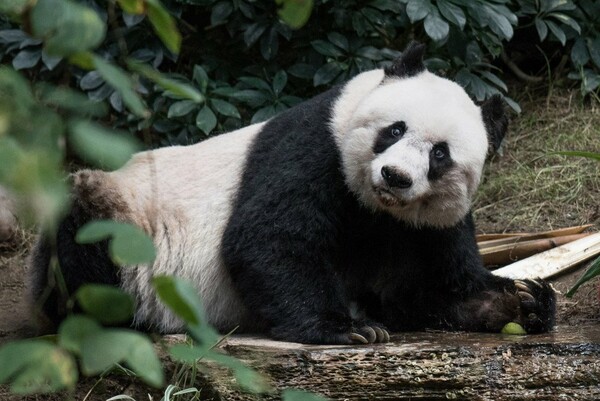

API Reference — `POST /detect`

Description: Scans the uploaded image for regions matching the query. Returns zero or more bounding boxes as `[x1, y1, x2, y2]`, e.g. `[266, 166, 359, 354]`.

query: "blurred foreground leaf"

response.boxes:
[69, 120, 141, 170]
[30, 0, 106, 56]
[76, 220, 156, 265]
[0, 340, 77, 394]
[76, 285, 135, 324]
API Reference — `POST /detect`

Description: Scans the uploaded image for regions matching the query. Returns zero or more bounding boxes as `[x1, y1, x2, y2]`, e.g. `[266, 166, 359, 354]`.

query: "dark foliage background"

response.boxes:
[2, 0, 599, 147]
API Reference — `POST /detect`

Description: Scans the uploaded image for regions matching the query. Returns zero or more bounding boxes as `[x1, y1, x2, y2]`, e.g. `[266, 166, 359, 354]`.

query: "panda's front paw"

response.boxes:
[514, 279, 556, 333]
[346, 322, 390, 344]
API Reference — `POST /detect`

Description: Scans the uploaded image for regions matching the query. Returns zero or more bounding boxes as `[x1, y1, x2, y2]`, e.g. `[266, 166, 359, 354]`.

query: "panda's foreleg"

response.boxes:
[222, 198, 389, 344]
[424, 215, 557, 334]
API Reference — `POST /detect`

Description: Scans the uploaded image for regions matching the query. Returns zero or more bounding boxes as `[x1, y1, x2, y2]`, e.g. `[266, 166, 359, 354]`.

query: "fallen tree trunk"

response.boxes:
[190, 325, 600, 401]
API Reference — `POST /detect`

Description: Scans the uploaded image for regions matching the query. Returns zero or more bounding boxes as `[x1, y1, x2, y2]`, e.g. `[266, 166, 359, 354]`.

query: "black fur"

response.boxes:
[31, 202, 120, 325]
[481, 94, 508, 152]
[427, 142, 453, 180]
[221, 85, 555, 344]
[384, 41, 426, 78]
[373, 121, 407, 154]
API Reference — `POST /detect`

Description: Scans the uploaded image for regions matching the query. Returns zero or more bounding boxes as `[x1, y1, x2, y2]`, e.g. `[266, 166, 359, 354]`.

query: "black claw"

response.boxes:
[518, 291, 535, 302]
[349, 332, 369, 344]
[360, 326, 377, 343]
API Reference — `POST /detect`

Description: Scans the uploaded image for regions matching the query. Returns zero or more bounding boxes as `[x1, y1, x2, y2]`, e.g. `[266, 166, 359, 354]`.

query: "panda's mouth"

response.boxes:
[373, 186, 408, 208]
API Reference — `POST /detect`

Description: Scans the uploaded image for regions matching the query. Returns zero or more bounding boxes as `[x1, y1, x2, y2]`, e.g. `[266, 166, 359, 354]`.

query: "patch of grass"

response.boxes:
[474, 88, 600, 233]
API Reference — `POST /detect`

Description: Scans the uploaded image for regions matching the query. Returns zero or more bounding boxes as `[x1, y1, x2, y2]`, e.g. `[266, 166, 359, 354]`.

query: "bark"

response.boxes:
[189, 325, 600, 401]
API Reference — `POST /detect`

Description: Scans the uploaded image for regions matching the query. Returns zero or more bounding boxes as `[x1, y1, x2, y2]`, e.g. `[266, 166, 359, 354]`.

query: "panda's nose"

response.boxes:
[381, 166, 412, 189]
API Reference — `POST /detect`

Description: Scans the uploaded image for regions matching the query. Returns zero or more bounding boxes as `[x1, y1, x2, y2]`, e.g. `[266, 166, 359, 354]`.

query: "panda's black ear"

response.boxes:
[481, 94, 508, 153]
[384, 41, 426, 78]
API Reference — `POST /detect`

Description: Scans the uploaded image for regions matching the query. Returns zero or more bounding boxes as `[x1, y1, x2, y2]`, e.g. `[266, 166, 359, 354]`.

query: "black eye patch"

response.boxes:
[373, 121, 407, 154]
[428, 142, 453, 180]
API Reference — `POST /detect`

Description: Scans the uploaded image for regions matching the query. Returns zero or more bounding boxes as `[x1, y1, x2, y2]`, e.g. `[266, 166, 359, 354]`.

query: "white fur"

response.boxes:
[103, 123, 265, 332]
[331, 70, 489, 227]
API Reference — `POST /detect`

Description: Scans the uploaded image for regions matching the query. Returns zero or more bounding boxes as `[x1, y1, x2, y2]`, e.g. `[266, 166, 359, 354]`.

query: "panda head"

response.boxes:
[331, 42, 508, 228]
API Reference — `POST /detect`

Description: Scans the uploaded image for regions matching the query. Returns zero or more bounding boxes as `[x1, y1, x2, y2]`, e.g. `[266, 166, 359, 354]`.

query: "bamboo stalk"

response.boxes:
[477, 224, 593, 248]
[482, 233, 591, 267]
[492, 232, 600, 280]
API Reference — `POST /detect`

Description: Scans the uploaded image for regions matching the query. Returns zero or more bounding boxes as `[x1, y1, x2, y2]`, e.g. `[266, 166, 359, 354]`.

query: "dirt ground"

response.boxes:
[0, 87, 599, 400]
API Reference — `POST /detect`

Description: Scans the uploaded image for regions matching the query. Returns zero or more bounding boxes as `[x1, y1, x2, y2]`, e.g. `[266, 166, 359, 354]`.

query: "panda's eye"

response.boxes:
[389, 121, 406, 138]
[432, 144, 448, 160]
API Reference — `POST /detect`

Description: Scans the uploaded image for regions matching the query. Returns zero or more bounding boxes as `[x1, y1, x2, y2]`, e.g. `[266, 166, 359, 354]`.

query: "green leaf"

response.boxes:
[168, 100, 198, 118]
[152, 275, 204, 326]
[127, 60, 203, 103]
[30, 0, 106, 56]
[480, 71, 507, 92]
[272, 70, 287, 96]
[12, 49, 41, 70]
[276, 0, 313, 29]
[437, 0, 466, 29]
[116, 0, 144, 14]
[282, 389, 329, 401]
[327, 32, 349, 51]
[69, 120, 141, 170]
[582, 69, 600, 93]
[311, 40, 344, 58]
[81, 329, 164, 387]
[571, 38, 590, 67]
[484, 6, 513, 40]
[238, 76, 272, 92]
[244, 23, 268, 47]
[76, 220, 156, 265]
[0, 340, 78, 394]
[210, 98, 240, 118]
[535, 19, 548, 41]
[588, 37, 600, 69]
[58, 315, 102, 353]
[252, 105, 277, 123]
[195, 105, 217, 135]
[406, 0, 432, 22]
[211, 1, 233, 25]
[424, 11, 449, 42]
[288, 63, 316, 79]
[192, 65, 209, 90]
[566, 257, 600, 297]
[37, 83, 107, 117]
[146, 0, 181, 54]
[548, 12, 580, 34]
[313, 62, 342, 86]
[550, 151, 600, 161]
[92, 56, 149, 118]
[230, 89, 269, 107]
[0, 0, 30, 15]
[545, 20, 566, 46]
[356, 46, 382, 61]
[75, 285, 135, 325]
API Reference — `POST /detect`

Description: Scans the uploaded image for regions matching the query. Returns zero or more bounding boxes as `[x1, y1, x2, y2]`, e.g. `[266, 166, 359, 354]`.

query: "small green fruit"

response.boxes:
[501, 322, 527, 335]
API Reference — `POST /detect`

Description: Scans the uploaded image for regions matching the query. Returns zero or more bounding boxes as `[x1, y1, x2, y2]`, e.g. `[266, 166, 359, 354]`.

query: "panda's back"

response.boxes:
[71, 123, 266, 332]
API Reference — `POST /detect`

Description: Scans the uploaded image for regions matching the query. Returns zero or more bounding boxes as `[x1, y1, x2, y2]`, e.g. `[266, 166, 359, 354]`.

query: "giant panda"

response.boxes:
[29, 42, 556, 344]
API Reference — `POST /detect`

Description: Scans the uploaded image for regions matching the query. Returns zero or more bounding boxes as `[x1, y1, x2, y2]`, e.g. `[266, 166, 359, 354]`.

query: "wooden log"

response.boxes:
[493, 231, 600, 279]
[191, 326, 600, 400]
[482, 233, 591, 267]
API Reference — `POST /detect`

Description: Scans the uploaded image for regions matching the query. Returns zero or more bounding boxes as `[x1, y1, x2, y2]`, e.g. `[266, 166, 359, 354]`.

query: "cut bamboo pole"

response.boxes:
[478, 224, 593, 249]
[492, 231, 600, 280]
[481, 233, 591, 266]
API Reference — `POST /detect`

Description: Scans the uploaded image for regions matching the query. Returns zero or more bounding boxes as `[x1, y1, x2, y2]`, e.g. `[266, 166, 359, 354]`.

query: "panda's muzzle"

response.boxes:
[381, 166, 412, 189]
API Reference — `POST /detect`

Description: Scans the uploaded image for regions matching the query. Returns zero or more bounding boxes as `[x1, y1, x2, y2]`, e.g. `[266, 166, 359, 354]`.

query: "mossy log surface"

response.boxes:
[193, 325, 600, 401]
